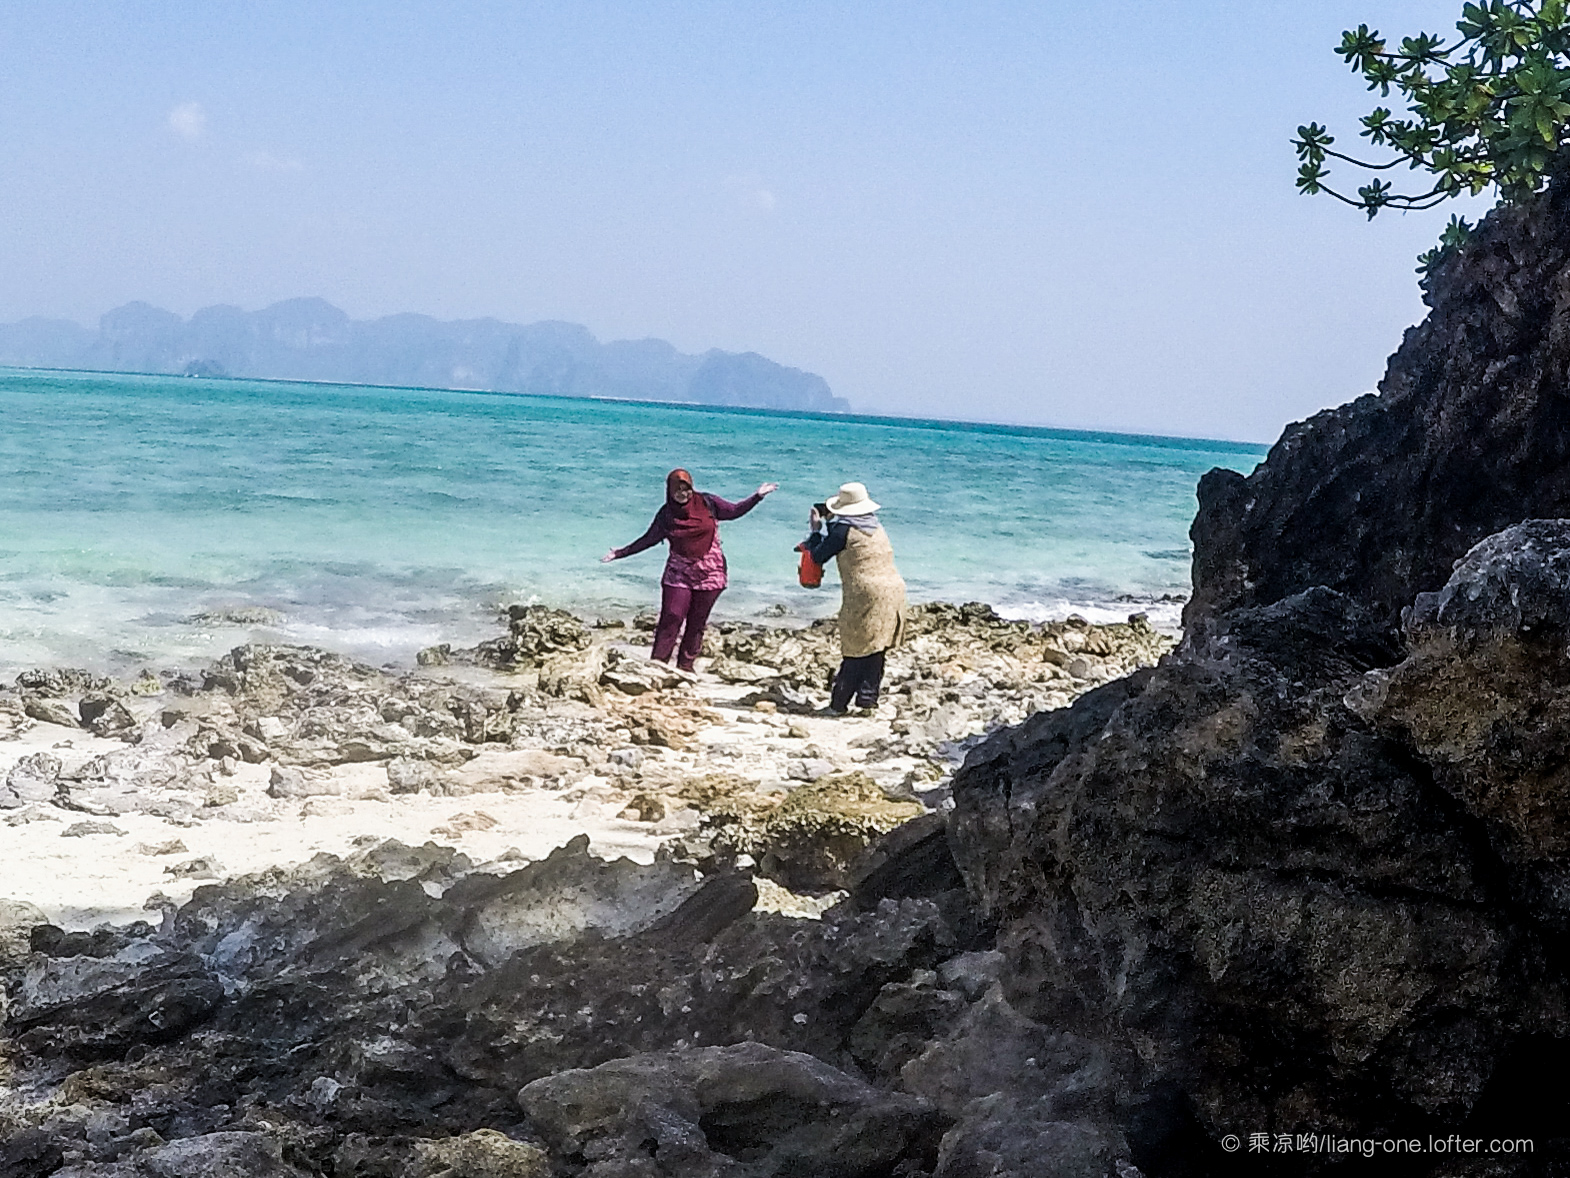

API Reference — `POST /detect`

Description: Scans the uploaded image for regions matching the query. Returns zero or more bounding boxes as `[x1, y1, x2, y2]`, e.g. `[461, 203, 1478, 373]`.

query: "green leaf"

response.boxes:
[1300, 0, 1570, 257]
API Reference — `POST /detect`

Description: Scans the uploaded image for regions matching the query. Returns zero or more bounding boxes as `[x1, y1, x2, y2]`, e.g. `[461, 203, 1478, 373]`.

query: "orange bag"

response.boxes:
[795, 543, 823, 588]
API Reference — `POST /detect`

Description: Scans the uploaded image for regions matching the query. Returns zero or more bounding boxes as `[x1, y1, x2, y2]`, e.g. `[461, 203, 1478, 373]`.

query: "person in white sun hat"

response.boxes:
[800, 481, 907, 714]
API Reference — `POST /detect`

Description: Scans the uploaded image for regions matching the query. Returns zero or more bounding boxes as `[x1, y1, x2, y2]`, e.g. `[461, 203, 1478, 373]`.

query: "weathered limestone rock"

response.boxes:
[0, 695, 34, 740]
[705, 772, 923, 892]
[411, 1129, 548, 1178]
[0, 898, 48, 975]
[10, 934, 224, 1063]
[22, 695, 81, 729]
[78, 695, 137, 739]
[56, 746, 198, 818]
[598, 648, 691, 696]
[15, 667, 110, 697]
[518, 1042, 933, 1177]
[1360, 519, 1570, 929]
[475, 605, 592, 670]
[56, 1130, 312, 1177]
[4, 752, 61, 808]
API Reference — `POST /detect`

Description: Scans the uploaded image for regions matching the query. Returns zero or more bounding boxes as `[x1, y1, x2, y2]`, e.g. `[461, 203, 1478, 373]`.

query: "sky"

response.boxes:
[0, 0, 1497, 442]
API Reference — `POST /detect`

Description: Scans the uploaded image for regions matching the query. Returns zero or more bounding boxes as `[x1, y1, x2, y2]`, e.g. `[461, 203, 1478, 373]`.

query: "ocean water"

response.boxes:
[0, 368, 1266, 676]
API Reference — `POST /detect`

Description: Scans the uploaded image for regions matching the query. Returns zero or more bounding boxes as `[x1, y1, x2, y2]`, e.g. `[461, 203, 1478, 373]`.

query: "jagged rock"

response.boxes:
[202, 644, 379, 712]
[267, 764, 340, 799]
[1359, 519, 1570, 929]
[0, 696, 34, 740]
[58, 1130, 312, 1177]
[441, 835, 730, 966]
[443, 748, 586, 793]
[9, 936, 223, 1063]
[3, 804, 59, 827]
[704, 772, 923, 893]
[386, 755, 442, 793]
[193, 606, 288, 627]
[165, 856, 224, 880]
[474, 605, 592, 670]
[443, 893, 957, 1093]
[4, 751, 61, 808]
[432, 810, 499, 838]
[0, 1127, 63, 1177]
[599, 649, 690, 696]
[704, 604, 1171, 743]
[138, 838, 189, 856]
[536, 645, 608, 703]
[416, 642, 453, 666]
[619, 790, 668, 822]
[15, 667, 110, 697]
[846, 968, 968, 1082]
[932, 1111, 1131, 1178]
[907, 702, 977, 749]
[1186, 162, 1570, 630]
[845, 812, 965, 910]
[0, 818, 975, 1174]
[787, 756, 835, 781]
[949, 585, 1562, 1152]
[901, 987, 1121, 1128]
[935, 951, 1005, 1003]
[0, 898, 48, 974]
[607, 746, 643, 769]
[62, 821, 127, 837]
[518, 1042, 934, 1177]
[705, 655, 777, 683]
[411, 1129, 547, 1177]
[607, 690, 718, 750]
[56, 746, 197, 817]
[78, 695, 138, 738]
[22, 694, 81, 729]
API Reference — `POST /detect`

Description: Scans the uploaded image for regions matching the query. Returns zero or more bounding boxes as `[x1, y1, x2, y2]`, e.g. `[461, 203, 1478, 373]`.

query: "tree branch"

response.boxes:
[1322, 148, 1414, 169]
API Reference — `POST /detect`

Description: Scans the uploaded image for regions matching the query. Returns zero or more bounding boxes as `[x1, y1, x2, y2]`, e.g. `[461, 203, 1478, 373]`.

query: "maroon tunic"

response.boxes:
[612, 492, 763, 590]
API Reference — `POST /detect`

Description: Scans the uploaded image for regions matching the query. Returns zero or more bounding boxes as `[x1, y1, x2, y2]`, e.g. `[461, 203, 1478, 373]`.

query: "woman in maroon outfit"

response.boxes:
[602, 469, 778, 670]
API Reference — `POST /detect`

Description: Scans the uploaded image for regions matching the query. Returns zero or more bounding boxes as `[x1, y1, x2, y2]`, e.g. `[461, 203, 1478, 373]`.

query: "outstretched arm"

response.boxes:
[706, 482, 776, 521]
[601, 516, 666, 562]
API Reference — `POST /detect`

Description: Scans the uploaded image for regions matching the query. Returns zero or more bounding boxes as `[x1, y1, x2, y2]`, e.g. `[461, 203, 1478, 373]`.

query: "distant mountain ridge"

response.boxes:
[0, 298, 850, 412]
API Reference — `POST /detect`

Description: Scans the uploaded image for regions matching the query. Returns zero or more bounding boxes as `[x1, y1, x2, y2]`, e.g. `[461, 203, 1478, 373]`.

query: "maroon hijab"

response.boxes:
[660, 468, 717, 558]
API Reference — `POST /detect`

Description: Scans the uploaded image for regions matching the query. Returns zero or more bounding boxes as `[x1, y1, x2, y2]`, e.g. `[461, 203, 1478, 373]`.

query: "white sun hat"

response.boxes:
[824, 482, 880, 516]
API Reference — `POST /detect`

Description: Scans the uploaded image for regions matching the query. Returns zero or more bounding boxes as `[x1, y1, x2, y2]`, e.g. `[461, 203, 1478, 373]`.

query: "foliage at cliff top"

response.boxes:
[1294, 0, 1570, 270]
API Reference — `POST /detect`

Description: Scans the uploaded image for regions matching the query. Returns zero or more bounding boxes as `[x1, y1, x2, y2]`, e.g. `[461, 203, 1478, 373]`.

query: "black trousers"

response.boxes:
[831, 651, 886, 711]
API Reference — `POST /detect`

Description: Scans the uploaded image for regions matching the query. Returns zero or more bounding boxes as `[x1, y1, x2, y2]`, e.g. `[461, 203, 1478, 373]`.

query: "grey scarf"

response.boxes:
[839, 513, 881, 532]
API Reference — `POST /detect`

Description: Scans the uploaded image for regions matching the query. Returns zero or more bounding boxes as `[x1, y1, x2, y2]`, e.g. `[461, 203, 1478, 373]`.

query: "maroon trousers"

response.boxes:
[652, 584, 722, 669]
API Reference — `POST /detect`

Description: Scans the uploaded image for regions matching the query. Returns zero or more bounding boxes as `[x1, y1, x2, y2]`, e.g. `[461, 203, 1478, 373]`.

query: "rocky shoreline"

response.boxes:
[0, 602, 1170, 920]
[0, 601, 1171, 1176]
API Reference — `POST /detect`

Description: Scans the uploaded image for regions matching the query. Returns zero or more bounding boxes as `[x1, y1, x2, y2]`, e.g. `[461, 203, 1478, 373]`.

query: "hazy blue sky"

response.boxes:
[0, 1, 1492, 441]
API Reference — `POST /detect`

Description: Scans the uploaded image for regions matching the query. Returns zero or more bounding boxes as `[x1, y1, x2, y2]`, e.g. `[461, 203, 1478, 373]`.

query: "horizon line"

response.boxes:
[1, 363, 1273, 453]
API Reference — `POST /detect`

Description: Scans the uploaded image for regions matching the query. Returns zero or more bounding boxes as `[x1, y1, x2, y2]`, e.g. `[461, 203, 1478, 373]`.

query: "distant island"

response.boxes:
[0, 298, 850, 413]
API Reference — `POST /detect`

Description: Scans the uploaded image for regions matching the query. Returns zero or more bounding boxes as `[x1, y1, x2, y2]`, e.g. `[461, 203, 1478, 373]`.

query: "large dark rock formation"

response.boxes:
[0, 834, 1006, 1175]
[951, 579, 1570, 1165]
[1188, 167, 1570, 630]
[935, 176, 1570, 1172]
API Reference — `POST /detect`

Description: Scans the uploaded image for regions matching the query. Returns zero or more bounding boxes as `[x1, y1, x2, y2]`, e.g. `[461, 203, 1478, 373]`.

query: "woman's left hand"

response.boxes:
[756, 482, 780, 497]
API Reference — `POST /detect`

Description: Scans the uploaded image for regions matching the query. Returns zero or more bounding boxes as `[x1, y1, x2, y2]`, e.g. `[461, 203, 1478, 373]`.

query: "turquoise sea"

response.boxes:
[0, 368, 1267, 675]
